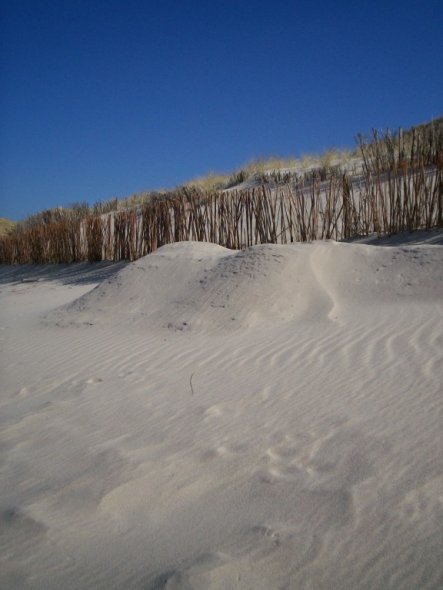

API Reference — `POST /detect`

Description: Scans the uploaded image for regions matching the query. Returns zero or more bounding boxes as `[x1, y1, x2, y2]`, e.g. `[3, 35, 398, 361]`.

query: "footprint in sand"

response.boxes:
[263, 427, 378, 489]
[254, 424, 389, 536]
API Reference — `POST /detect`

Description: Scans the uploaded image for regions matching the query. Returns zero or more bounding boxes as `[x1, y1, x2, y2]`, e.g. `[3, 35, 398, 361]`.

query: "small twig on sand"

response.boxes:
[190, 372, 195, 396]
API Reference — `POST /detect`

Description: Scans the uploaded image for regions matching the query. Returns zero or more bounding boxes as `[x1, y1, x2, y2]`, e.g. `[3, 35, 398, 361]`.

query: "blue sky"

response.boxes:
[1, 0, 442, 221]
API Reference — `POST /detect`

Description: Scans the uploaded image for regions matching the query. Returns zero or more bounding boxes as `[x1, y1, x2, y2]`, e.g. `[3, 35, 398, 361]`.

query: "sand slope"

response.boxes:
[46, 239, 441, 330]
[1, 234, 442, 589]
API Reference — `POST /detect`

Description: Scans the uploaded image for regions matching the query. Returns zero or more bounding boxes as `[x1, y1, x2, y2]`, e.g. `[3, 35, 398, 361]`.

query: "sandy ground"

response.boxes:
[1, 231, 442, 589]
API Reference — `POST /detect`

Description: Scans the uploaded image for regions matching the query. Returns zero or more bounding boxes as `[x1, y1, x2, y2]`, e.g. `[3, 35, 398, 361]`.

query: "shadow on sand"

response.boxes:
[0, 260, 128, 286]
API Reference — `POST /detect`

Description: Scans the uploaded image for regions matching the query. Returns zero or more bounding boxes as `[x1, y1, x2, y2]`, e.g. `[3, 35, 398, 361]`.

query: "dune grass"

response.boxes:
[184, 149, 356, 191]
[0, 218, 16, 236]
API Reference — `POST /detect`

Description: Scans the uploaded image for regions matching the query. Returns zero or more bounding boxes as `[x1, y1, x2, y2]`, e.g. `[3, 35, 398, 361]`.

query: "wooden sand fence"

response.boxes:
[1, 162, 442, 265]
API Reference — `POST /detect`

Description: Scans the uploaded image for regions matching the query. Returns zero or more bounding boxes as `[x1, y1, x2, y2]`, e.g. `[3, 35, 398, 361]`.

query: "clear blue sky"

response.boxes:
[1, 0, 442, 221]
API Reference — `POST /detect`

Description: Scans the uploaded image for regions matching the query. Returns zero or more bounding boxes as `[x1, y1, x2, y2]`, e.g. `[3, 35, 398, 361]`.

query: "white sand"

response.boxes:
[1, 232, 442, 589]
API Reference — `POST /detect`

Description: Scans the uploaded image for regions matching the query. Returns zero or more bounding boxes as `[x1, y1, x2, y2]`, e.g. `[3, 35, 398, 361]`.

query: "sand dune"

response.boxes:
[1, 233, 442, 589]
[46, 238, 441, 330]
